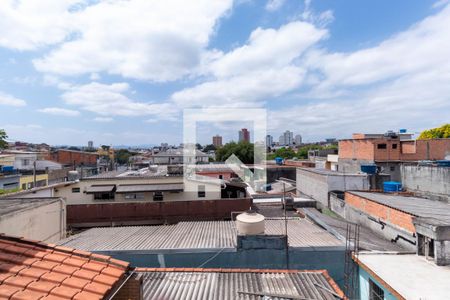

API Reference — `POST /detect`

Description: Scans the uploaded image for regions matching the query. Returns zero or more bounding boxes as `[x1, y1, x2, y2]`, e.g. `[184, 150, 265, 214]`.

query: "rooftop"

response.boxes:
[355, 252, 450, 300]
[0, 234, 129, 299]
[0, 198, 61, 217]
[58, 219, 344, 252]
[138, 268, 344, 300]
[349, 191, 450, 225]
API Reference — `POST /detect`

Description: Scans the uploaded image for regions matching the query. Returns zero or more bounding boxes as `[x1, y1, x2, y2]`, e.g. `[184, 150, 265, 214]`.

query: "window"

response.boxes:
[22, 183, 26, 190]
[94, 192, 114, 200]
[377, 143, 387, 149]
[153, 191, 163, 201]
[390, 166, 395, 172]
[22, 159, 29, 166]
[72, 187, 80, 193]
[218, 175, 223, 179]
[392, 143, 398, 149]
[369, 279, 385, 300]
[198, 185, 206, 198]
[124, 193, 145, 200]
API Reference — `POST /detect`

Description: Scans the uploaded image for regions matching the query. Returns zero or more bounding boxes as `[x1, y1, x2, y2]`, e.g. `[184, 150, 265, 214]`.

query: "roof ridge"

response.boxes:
[134, 267, 327, 274]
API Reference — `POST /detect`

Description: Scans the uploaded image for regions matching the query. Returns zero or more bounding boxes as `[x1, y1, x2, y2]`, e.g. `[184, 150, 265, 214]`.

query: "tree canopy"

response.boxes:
[418, 124, 450, 139]
[203, 144, 216, 152]
[0, 129, 8, 149]
[115, 149, 135, 165]
[215, 141, 254, 164]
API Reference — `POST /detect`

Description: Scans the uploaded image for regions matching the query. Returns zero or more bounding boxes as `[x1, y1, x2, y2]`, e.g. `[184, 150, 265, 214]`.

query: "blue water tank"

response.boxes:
[383, 181, 402, 193]
[275, 157, 283, 165]
[399, 129, 407, 133]
[436, 160, 450, 167]
[361, 164, 377, 174]
[1, 166, 14, 172]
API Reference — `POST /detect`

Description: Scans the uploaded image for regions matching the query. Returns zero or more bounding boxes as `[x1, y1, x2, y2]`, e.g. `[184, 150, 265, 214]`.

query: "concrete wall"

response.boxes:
[296, 168, 369, 207]
[401, 165, 450, 202]
[0, 200, 65, 242]
[329, 193, 346, 218]
[19, 174, 48, 190]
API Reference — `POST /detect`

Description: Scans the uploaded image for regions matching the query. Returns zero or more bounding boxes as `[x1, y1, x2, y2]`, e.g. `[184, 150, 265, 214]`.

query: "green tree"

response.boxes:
[267, 147, 296, 160]
[215, 141, 254, 164]
[115, 149, 133, 165]
[203, 144, 217, 152]
[296, 144, 323, 159]
[0, 129, 8, 149]
[418, 124, 450, 139]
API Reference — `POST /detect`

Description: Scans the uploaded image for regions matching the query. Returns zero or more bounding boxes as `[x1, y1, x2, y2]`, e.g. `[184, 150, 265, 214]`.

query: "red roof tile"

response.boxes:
[0, 235, 129, 299]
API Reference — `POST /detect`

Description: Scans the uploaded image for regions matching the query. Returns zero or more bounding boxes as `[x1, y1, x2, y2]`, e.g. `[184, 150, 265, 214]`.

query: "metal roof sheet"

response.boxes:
[85, 185, 115, 193]
[58, 219, 343, 252]
[140, 270, 341, 300]
[349, 191, 450, 225]
[116, 183, 184, 193]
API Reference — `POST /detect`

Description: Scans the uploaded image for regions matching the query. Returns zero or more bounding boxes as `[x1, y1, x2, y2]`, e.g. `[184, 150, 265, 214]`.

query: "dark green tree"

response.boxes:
[0, 129, 8, 149]
[203, 144, 217, 152]
[115, 149, 133, 165]
[215, 142, 254, 164]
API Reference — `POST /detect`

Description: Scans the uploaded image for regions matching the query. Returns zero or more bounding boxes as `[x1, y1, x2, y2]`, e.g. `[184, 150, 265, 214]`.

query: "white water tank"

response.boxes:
[236, 211, 265, 235]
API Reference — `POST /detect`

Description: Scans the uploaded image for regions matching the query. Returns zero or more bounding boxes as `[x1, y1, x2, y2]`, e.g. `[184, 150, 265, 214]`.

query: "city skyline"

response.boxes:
[1, 1, 449, 146]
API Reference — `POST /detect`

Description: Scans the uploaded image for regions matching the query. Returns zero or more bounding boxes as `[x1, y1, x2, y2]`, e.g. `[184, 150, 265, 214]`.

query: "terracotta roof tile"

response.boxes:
[27, 280, 58, 294]
[83, 282, 111, 295]
[50, 286, 83, 298]
[73, 291, 103, 300]
[3, 276, 36, 289]
[10, 289, 47, 300]
[61, 277, 90, 290]
[0, 235, 130, 300]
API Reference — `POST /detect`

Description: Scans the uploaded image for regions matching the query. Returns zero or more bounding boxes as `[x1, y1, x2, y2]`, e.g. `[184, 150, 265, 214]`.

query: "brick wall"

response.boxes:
[112, 275, 142, 300]
[345, 192, 416, 233]
[338, 140, 374, 160]
[400, 139, 450, 161]
[49, 150, 98, 166]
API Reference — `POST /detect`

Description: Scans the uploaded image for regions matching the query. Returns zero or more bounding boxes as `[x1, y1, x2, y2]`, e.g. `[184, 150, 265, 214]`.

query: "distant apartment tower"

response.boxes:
[295, 134, 302, 145]
[212, 135, 223, 147]
[238, 128, 250, 143]
[266, 135, 273, 147]
[279, 130, 294, 146]
[88, 141, 93, 149]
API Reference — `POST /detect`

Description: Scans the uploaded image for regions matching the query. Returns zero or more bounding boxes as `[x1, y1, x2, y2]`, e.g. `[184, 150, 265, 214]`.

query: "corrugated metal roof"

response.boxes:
[85, 185, 115, 193]
[140, 270, 340, 300]
[116, 183, 184, 193]
[350, 191, 450, 224]
[58, 219, 343, 252]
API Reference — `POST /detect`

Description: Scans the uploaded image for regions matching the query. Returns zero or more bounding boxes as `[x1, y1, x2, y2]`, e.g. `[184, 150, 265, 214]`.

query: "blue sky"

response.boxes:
[0, 0, 449, 146]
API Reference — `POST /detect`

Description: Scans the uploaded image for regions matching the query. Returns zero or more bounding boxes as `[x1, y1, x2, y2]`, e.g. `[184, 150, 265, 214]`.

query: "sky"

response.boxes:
[0, 0, 449, 146]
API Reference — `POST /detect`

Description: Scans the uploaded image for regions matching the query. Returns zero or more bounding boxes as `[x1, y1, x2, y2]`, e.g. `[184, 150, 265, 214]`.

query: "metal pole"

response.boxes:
[33, 160, 36, 188]
[283, 182, 289, 269]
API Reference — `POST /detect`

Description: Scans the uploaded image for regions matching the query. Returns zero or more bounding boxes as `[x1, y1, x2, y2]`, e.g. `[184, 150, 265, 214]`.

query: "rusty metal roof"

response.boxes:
[58, 219, 343, 252]
[138, 268, 344, 300]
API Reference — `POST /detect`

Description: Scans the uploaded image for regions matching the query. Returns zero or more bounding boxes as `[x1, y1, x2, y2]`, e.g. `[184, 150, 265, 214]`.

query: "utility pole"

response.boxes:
[33, 160, 36, 188]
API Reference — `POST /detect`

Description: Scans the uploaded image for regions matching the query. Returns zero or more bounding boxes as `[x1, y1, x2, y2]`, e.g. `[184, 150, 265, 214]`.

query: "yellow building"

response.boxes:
[19, 174, 48, 190]
[0, 154, 15, 167]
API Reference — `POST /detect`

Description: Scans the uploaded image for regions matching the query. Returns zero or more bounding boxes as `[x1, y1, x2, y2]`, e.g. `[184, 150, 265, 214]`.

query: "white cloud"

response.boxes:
[172, 21, 326, 107]
[0, 0, 79, 50]
[0, 92, 27, 107]
[93, 117, 113, 123]
[31, 0, 233, 81]
[265, 0, 285, 12]
[38, 107, 80, 117]
[61, 82, 178, 119]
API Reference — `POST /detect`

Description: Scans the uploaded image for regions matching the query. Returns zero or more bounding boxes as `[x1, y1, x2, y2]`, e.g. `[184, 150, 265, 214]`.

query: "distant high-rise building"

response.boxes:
[295, 134, 302, 145]
[212, 135, 223, 147]
[88, 141, 93, 149]
[238, 128, 250, 143]
[266, 135, 273, 147]
[280, 130, 293, 146]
